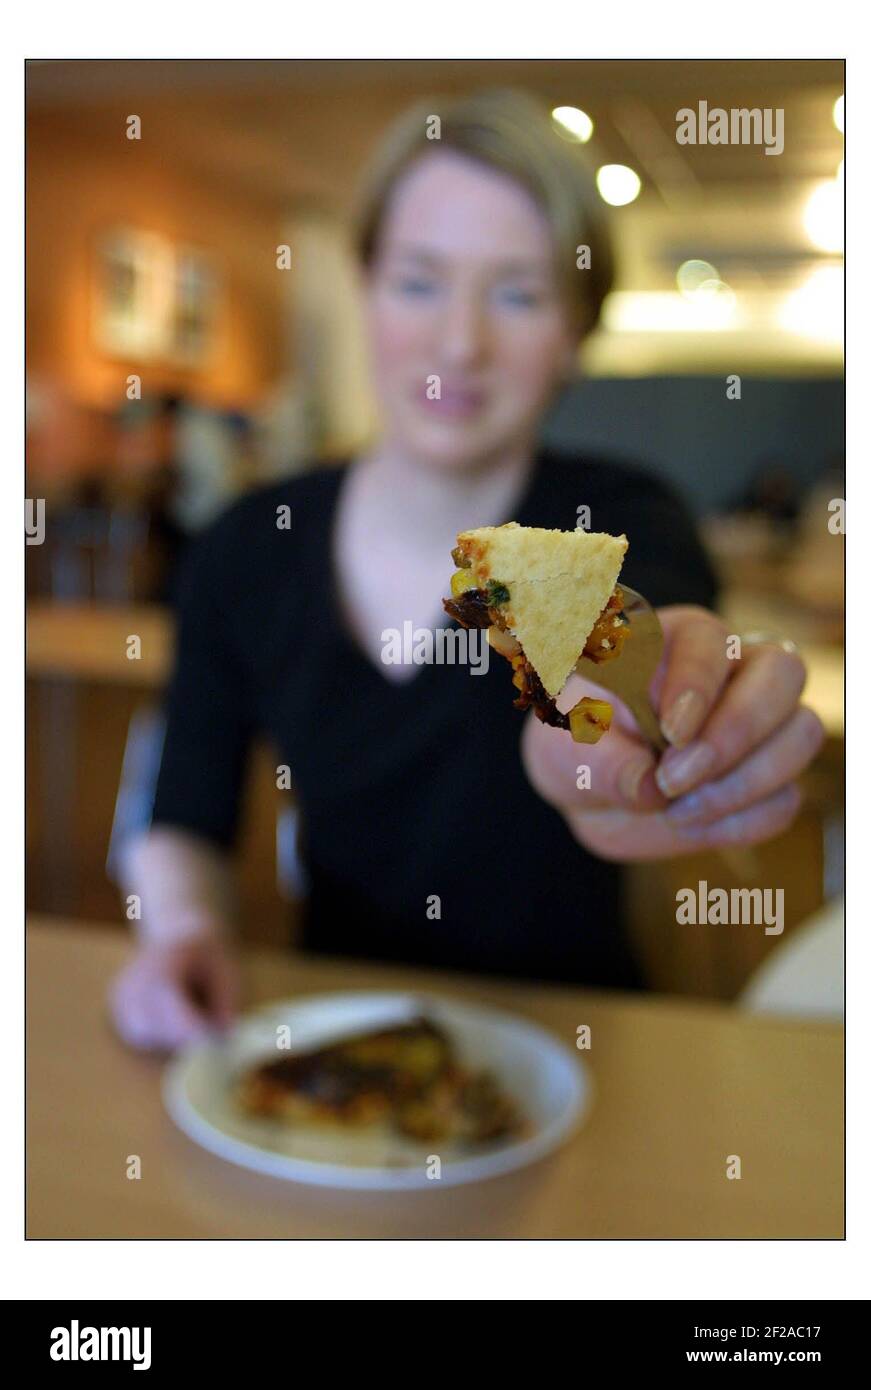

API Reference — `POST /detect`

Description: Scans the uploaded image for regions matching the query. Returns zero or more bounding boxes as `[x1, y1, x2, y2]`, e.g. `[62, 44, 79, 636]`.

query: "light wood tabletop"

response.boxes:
[26, 916, 844, 1239]
[26, 601, 173, 687]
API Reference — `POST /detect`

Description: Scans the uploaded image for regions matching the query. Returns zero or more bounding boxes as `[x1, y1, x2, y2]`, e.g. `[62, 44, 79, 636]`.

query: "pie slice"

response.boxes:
[236, 1018, 523, 1145]
[443, 522, 629, 743]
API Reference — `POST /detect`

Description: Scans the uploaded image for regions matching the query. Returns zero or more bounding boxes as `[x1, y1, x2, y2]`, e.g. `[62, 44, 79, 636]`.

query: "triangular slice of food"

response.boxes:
[444, 523, 629, 743]
[237, 1018, 523, 1143]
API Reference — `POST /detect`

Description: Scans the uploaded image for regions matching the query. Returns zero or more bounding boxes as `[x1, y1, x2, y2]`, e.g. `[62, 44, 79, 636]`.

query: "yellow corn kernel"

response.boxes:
[568, 697, 613, 744]
[450, 567, 478, 597]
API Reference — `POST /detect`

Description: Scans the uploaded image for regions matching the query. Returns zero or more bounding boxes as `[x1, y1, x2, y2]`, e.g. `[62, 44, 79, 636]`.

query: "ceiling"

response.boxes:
[26, 58, 844, 201]
[27, 59, 845, 372]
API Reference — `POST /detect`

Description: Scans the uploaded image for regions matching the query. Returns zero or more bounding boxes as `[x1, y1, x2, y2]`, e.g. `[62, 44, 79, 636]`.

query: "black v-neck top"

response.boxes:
[151, 448, 717, 990]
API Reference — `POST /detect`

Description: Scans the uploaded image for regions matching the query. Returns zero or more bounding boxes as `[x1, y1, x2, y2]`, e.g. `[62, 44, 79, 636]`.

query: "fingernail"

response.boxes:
[661, 690, 706, 748]
[656, 743, 715, 798]
[665, 790, 708, 824]
[618, 756, 654, 806]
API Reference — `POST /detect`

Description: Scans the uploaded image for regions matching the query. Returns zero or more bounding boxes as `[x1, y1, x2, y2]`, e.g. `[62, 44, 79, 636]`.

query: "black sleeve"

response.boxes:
[614, 471, 720, 612]
[150, 522, 255, 850]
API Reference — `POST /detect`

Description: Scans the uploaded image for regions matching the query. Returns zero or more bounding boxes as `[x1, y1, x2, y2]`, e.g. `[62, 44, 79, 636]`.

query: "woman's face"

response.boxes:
[363, 149, 577, 471]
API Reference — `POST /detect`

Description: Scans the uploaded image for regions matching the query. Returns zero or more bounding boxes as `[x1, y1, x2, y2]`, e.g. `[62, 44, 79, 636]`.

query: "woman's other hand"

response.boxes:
[109, 934, 239, 1053]
[521, 605, 825, 861]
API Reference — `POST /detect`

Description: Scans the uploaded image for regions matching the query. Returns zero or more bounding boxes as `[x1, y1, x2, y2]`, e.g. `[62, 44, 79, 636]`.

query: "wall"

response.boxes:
[541, 375, 845, 514]
[281, 211, 379, 457]
[27, 111, 288, 430]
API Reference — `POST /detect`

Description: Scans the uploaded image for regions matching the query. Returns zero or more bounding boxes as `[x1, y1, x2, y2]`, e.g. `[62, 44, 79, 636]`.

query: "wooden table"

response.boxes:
[26, 601, 172, 687]
[27, 917, 844, 1239]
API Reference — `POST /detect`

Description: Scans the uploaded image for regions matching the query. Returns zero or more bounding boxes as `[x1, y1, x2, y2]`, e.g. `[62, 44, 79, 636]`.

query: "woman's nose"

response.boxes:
[437, 292, 490, 367]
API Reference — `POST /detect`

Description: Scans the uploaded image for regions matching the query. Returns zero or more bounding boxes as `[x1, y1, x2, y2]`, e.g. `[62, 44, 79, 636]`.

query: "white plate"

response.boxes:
[163, 990, 590, 1190]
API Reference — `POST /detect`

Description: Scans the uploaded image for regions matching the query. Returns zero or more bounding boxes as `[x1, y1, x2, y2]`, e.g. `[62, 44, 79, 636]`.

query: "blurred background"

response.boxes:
[26, 58, 844, 1004]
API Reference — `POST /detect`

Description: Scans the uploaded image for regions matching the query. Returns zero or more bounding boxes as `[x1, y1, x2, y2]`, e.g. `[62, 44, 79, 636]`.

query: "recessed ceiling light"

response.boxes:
[779, 265, 843, 342]
[551, 106, 594, 143]
[596, 164, 641, 207]
[833, 95, 844, 133]
[604, 289, 737, 333]
[803, 178, 844, 254]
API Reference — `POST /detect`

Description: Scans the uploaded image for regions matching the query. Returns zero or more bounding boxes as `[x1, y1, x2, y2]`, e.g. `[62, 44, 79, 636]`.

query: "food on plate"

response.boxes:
[237, 1017, 523, 1145]
[443, 522, 629, 742]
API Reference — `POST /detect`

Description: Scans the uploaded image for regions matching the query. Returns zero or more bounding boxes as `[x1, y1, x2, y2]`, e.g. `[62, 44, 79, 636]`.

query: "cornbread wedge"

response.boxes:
[443, 523, 629, 742]
[237, 1018, 523, 1145]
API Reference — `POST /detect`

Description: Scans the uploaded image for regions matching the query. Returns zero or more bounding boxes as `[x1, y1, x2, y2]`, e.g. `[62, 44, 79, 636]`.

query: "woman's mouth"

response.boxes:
[413, 384, 488, 421]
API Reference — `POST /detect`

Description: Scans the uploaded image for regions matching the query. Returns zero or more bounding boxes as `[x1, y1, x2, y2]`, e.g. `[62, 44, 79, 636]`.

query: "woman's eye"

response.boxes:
[394, 277, 438, 297]
[495, 287, 543, 308]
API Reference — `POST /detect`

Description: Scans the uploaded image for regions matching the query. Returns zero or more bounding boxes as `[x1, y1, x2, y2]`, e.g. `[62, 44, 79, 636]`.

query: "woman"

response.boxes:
[110, 89, 823, 1049]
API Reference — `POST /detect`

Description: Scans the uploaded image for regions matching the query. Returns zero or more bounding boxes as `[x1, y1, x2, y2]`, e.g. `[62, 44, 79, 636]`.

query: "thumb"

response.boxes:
[521, 682, 667, 815]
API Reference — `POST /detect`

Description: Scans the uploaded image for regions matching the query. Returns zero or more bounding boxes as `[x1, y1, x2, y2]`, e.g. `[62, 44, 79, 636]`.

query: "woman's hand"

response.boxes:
[109, 933, 240, 1052]
[521, 605, 825, 861]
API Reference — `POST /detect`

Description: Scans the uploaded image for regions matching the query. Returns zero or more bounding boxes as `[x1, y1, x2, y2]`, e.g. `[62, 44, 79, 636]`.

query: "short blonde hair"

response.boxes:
[350, 87, 615, 338]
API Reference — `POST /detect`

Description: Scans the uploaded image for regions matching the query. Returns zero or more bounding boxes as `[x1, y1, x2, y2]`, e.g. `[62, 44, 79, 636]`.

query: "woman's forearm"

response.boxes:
[118, 826, 237, 946]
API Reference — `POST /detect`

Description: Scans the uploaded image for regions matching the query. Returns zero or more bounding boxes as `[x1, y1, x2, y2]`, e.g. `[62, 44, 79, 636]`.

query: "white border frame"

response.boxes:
[6, 0, 864, 1303]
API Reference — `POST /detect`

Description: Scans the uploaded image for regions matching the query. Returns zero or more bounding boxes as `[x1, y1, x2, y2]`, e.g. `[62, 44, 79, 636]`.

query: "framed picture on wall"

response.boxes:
[170, 246, 217, 367]
[93, 228, 173, 359]
[93, 228, 217, 365]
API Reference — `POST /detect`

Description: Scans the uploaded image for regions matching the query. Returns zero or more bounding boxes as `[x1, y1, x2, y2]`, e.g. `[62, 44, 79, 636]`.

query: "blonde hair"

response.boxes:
[350, 87, 615, 339]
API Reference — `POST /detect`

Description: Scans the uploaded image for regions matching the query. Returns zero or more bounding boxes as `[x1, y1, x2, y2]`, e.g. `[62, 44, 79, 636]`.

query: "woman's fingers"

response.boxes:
[569, 782, 804, 861]
[674, 782, 804, 847]
[656, 642, 808, 799]
[521, 699, 667, 814]
[665, 705, 825, 826]
[108, 941, 239, 1052]
[521, 606, 816, 860]
[654, 608, 733, 749]
[110, 981, 185, 1052]
[151, 980, 215, 1049]
[111, 974, 211, 1052]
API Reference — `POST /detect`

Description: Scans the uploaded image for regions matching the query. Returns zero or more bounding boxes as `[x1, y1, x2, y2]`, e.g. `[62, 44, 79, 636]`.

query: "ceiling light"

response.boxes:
[779, 265, 843, 343]
[605, 288, 737, 333]
[551, 106, 594, 143]
[803, 178, 844, 254]
[596, 164, 641, 207]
